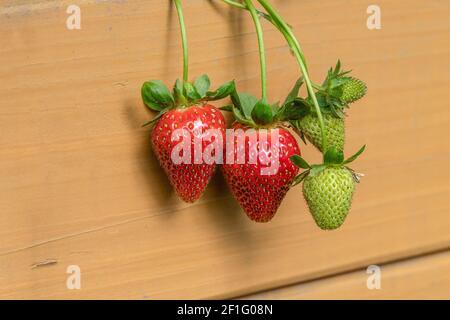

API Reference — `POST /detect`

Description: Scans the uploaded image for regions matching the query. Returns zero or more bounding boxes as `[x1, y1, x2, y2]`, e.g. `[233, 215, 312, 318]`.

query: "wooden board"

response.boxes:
[243, 250, 450, 299]
[0, 0, 449, 299]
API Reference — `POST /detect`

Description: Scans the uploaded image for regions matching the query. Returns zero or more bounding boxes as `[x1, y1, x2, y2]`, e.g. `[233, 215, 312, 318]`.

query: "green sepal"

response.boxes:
[324, 146, 345, 165]
[141, 80, 174, 111]
[173, 79, 187, 105]
[232, 105, 254, 126]
[220, 104, 233, 112]
[206, 81, 236, 101]
[283, 77, 304, 106]
[290, 155, 311, 169]
[193, 74, 211, 98]
[292, 169, 310, 186]
[343, 145, 366, 164]
[184, 82, 201, 101]
[251, 99, 273, 125]
[141, 109, 169, 127]
[236, 93, 258, 119]
[278, 97, 310, 121]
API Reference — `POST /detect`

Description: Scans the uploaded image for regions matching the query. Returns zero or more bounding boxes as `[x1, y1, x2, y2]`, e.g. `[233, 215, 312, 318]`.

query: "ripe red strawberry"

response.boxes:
[151, 104, 225, 203]
[222, 123, 300, 222]
[142, 75, 235, 203]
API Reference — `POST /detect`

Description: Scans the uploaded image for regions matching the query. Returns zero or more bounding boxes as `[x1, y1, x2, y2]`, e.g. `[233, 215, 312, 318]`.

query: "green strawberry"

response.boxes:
[290, 145, 365, 230]
[297, 113, 345, 152]
[341, 77, 367, 104]
[303, 166, 355, 230]
[289, 61, 367, 153]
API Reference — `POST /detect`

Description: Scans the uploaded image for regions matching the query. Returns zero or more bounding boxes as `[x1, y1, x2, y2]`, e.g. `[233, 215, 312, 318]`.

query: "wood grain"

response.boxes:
[0, 0, 449, 299]
[243, 250, 450, 299]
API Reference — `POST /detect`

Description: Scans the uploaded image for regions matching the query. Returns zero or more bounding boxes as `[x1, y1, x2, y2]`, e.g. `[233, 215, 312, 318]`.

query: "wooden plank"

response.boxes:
[0, 0, 449, 299]
[243, 250, 450, 299]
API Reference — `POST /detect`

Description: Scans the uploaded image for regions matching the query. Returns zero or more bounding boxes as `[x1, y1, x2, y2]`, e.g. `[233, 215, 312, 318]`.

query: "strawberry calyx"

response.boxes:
[290, 144, 366, 186]
[221, 78, 309, 129]
[141, 74, 235, 127]
[286, 61, 367, 128]
[313, 60, 367, 117]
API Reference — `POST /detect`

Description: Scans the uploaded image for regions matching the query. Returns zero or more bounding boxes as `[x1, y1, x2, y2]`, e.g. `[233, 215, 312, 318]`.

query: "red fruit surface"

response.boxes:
[151, 104, 226, 203]
[222, 123, 300, 222]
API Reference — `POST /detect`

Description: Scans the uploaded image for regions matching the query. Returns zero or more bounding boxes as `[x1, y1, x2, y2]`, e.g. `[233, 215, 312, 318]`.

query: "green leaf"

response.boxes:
[184, 82, 201, 101]
[238, 93, 259, 119]
[292, 170, 310, 186]
[194, 74, 211, 98]
[343, 145, 366, 164]
[290, 155, 311, 169]
[232, 105, 253, 126]
[283, 77, 304, 106]
[206, 81, 235, 101]
[324, 146, 345, 165]
[230, 87, 242, 110]
[141, 80, 174, 111]
[251, 99, 273, 125]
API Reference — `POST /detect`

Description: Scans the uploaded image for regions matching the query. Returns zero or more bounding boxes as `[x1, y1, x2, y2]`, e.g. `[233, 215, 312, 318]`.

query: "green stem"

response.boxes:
[244, 0, 267, 100]
[256, 0, 328, 153]
[222, 0, 246, 9]
[221, 0, 275, 25]
[174, 0, 189, 83]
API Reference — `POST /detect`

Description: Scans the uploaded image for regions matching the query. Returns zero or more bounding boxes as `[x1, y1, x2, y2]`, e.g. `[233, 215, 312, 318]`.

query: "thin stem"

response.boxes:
[174, 0, 189, 83]
[222, 0, 246, 9]
[244, 0, 267, 100]
[257, 0, 328, 153]
[221, 0, 275, 25]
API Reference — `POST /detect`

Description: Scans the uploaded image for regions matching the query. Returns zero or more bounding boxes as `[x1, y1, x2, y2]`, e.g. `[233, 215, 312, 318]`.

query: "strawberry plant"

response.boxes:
[141, 0, 234, 203]
[221, 0, 304, 222]
[224, 0, 368, 229]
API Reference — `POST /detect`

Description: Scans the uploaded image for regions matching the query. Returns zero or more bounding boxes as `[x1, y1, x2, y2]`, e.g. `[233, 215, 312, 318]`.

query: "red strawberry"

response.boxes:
[222, 123, 300, 222]
[151, 104, 226, 203]
[141, 76, 235, 203]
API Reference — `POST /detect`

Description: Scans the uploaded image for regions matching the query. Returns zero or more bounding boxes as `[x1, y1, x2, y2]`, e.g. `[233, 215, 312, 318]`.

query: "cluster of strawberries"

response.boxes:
[141, 0, 367, 230]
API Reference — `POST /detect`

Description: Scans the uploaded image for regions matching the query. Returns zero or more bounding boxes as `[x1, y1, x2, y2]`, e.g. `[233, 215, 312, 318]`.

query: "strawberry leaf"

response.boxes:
[194, 74, 211, 98]
[290, 155, 311, 169]
[232, 105, 253, 126]
[238, 93, 259, 119]
[184, 82, 201, 101]
[343, 145, 366, 164]
[206, 81, 235, 101]
[141, 80, 174, 111]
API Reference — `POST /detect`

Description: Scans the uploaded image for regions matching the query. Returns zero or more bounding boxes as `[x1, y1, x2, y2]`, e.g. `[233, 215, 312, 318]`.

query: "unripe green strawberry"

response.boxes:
[297, 113, 345, 152]
[303, 166, 355, 230]
[341, 77, 367, 104]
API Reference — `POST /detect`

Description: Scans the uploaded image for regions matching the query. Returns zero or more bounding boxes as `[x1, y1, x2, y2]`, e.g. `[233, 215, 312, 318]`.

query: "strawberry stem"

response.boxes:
[174, 0, 189, 83]
[256, 0, 328, 154]
[244, 0, 268, 101]
[222, 0, 246, 9]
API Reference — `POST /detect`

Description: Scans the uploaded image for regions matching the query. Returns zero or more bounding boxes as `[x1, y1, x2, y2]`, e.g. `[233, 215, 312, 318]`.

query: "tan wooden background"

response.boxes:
[0, 0, 449, 299]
